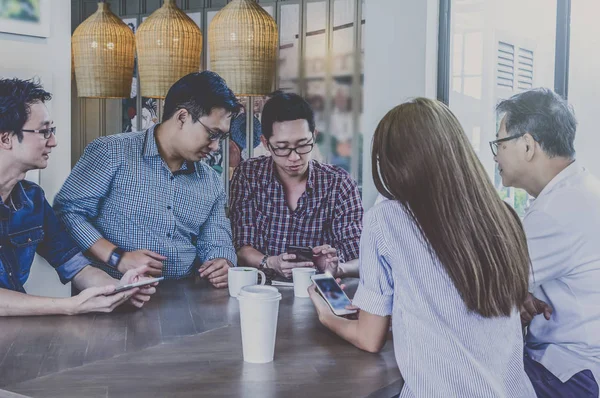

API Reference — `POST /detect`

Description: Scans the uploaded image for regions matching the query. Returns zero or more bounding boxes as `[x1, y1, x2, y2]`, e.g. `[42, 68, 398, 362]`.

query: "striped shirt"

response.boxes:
[54, 125, 237, 279]
[229, 156, 362, 262]
[352, 199, 535, 397]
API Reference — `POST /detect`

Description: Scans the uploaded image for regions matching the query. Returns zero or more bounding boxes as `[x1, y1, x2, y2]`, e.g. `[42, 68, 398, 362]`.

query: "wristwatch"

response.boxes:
[107, 247, 126, 268]
[259, 254, 269, 269]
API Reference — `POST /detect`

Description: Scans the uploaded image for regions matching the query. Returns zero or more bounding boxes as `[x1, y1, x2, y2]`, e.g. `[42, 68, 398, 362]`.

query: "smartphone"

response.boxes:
[106, 277, 164, 295]
[311, 273, 357, 316]
[287, 245, 314, 263]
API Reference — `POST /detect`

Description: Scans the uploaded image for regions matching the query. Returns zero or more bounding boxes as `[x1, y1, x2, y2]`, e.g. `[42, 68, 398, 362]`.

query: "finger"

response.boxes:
[129, 297, 145, 308]
[199, 262, 224, 278]
[345, 305, 360, 310]
[198, 260, 215, 273]
[132, 292, 151, 302]
[520, 310, 533, 324]
[143, 250, 168, 260]
[139, 286, 157, 295]
[207, 265, 229, 279]
[209, 274, 228, 284]
[543, 308, 552, 320]
[146, 260, 164, 270]
[523, 300, 538, 316]
[282, 261, 313, 270]
[212, 281, 228, 289]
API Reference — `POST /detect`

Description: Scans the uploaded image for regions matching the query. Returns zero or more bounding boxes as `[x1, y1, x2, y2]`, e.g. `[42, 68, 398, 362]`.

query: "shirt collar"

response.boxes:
[265, 158, 317, 191]
[143, 124, 197, 175]
[0, 181, 34, 216]
[535, 160, 583, 200]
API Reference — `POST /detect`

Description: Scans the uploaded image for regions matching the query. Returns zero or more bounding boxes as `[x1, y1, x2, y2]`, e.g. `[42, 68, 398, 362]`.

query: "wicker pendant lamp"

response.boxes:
[208, 0, 278, 96]
[136, 0, 203, 99]
[71, 1, 135, 98]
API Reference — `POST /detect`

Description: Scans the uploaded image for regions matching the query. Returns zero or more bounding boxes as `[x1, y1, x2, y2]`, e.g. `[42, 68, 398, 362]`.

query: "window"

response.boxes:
[448, 0, 557, 215]
[566, 0, 600, 178]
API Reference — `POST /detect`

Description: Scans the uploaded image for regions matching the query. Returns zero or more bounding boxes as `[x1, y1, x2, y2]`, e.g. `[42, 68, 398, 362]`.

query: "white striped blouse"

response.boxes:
[352, 199, 536, 397]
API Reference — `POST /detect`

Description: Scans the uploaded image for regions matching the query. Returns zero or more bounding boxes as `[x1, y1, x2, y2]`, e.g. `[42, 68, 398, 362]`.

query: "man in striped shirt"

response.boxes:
[54, 72, 240, 288]
[229, 93, 363, 280]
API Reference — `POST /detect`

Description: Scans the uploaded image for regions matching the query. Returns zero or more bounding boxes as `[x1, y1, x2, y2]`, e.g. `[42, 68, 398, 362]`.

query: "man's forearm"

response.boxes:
[0, 288, 72, 316]
[339, 259, 359, 278]
[237, 246, 265, 268]
[87, 238, 118, 264]
[72, 265, 118, 291]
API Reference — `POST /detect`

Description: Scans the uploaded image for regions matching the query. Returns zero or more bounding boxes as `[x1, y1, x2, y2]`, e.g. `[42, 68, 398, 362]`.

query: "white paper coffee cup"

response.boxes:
[228, 267, 266, 298]
[292, 268, 316, 298]
[237, 285, 282, 363]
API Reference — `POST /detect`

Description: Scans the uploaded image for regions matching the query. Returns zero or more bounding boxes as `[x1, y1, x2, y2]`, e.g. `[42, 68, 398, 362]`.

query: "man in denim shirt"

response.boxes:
[0, 78, 156, 316]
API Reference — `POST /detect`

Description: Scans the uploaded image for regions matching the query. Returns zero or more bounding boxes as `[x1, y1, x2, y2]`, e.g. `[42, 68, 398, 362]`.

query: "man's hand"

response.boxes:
[67, 285, 136, 315]
[521, 293, 553, 326]
[312, 244, 340, 277]
[118, 266, 159, 308]
[199, 258, 232, 289]
[117, 250, 166, 277]
[267, 253, 314, 279]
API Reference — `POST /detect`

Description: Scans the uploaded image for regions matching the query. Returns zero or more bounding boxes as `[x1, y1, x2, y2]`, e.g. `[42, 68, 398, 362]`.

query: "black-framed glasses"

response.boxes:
[267, 138, 315, 157]
[489, 133, 526, 156]
[22, 126, 56, 140]
[198, 120, 229, 142]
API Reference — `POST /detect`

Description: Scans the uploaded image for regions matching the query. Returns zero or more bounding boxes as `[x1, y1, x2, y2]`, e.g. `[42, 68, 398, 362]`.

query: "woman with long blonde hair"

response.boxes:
[309, 98, 535, 397]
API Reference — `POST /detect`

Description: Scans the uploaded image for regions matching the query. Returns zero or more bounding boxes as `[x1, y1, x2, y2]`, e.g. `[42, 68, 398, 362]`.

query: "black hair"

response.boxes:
[0, 78, 52, 142]
[496, 88, 577, 158]
[260, 93, 315, 140]
[162, 71, 241, 122]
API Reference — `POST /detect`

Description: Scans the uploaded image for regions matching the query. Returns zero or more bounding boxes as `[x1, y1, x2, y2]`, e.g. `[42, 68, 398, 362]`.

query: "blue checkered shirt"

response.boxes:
[54, 125, 237, 279]
[229, 156, 363, 262]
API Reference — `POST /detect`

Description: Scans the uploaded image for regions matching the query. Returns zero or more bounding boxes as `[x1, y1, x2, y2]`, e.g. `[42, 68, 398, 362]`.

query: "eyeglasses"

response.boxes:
[267, 138, 315, 157]
[489, 133, 526, 156]
[22, 126, 56, 140]
[198, 120, 229, 142]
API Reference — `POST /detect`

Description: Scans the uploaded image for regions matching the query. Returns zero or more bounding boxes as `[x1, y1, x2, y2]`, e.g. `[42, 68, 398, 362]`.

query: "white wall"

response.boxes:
[362, 0, 439, 209]
[0, 0, 72, 297]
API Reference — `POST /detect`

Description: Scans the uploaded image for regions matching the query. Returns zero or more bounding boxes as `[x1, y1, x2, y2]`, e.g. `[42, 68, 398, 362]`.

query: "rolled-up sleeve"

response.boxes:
[36, 198, 89, 284]
[351, 210, 394, 317]
[196, 181, 237, 266]
[331, 176, 363, 263]
[54, 139, 117, 251]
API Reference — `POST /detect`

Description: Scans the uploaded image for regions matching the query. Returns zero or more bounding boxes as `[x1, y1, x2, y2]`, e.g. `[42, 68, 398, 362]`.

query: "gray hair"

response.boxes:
[496, 88, 577, 158]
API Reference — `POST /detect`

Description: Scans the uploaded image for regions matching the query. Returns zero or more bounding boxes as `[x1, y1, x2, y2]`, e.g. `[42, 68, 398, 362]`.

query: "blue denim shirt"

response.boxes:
[0, 181, 89, 293]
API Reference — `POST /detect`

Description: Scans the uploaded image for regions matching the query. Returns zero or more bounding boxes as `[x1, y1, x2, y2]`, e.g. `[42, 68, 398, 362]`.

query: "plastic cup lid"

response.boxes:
[237, 285, 282, 301]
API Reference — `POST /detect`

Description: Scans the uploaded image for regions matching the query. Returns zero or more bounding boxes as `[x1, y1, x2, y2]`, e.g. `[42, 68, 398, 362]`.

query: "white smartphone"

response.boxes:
[107, 277, 164, 295]
[311, 273, 357, 316]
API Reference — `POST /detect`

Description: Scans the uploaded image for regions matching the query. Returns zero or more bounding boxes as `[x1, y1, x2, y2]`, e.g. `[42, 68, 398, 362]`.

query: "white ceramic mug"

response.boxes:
[228, 267, 266, 298]
[292, 267, 317, 298]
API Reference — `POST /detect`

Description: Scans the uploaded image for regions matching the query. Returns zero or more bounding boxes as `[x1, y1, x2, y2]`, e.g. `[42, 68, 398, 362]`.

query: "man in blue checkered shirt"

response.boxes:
[229, 93, 363, 279]
[54, 72, 240, 288]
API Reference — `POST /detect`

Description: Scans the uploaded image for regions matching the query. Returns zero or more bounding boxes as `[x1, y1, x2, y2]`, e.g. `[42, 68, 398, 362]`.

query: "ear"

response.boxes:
[176, 109, 188, 128]
[313, 129, 319, 140]
[260, 135, 270, 152]
[523, 133, 536, 162]
[0, 131, 14, 150]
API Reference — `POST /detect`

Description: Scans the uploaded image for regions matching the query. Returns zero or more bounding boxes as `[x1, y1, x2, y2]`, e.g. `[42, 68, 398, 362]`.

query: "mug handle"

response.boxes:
[257, 270, 266, 285]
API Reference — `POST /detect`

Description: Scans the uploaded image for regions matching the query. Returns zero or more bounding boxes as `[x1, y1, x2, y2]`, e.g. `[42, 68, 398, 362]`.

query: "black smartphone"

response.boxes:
[286, 245, 314, 263]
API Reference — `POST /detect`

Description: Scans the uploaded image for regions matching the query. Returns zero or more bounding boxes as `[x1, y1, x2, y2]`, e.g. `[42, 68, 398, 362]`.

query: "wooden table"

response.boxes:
[0, 278, 402, 398]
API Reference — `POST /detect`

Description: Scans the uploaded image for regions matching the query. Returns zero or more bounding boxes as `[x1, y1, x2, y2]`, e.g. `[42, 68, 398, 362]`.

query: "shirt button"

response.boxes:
[8, 272, 12, 277]
[27, 238, 32, 242]
[167, 206, 172, 210]
[167, 233, 172, 238]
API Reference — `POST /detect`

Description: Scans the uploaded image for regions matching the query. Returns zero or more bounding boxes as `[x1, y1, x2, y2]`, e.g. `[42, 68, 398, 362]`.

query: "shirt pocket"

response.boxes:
[9, 227, 44, 274]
